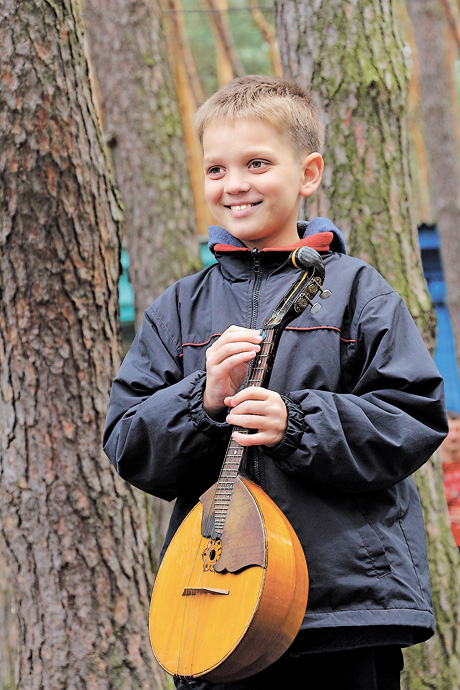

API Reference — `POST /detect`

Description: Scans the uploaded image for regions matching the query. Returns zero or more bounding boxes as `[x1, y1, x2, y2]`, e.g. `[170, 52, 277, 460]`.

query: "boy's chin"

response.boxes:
[230, 227, 300, 250]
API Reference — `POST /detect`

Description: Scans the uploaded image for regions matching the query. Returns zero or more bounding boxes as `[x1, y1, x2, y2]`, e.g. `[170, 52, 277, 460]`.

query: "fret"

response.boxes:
[204, 254, 327, 536]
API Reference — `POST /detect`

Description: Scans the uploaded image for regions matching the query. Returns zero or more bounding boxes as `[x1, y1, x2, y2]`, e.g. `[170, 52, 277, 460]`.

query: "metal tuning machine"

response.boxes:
[290, 246, 332, 313]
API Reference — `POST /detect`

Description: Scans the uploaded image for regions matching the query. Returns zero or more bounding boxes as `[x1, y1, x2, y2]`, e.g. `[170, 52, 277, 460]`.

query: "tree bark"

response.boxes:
[204, 0, 245, 81]
[398, 0, 434, 226]
[0, 548, 18, 689]
[406, 0, 460, 385]
[0, 2, 161, 688]
[162, 0, 215, 236]
[275, 0, 434, 340]
[249, 0, 283, 77]
[82, 0, 201, 325]
[82, 0, 206, 628]
[440, 0, 460, 51]
[274, 1, 460, 687]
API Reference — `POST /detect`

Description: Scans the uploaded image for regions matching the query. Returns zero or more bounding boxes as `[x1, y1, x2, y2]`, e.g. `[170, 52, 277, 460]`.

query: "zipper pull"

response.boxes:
[251, 247, 261, 270]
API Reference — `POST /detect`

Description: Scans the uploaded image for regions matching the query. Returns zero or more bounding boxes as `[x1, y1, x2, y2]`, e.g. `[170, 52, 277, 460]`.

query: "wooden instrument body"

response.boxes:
[149, 476, 308, 682]
[150, 248, 329, 681]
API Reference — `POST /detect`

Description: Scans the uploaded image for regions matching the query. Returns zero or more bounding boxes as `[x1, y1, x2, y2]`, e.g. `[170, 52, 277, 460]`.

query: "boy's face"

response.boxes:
[202, 119, 322, 250]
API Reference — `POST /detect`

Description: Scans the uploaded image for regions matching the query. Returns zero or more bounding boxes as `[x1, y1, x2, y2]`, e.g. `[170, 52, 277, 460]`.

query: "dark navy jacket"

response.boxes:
[103, 218, 447, 647]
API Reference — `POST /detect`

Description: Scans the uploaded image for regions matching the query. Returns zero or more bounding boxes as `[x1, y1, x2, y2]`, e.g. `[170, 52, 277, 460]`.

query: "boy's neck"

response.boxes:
[242, 232, 300, 251]
[208, 218, 347, 256]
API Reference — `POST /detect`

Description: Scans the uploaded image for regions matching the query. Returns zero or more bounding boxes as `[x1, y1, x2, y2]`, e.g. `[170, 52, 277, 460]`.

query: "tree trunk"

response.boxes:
[162, 0, 215, 236]
[0, 549, 18, 689]
[81, 0, 201, 325]
[82, 0, 205, 629]
[249, 0, 283, 77]
[440, 0, 460, 50]
[0, 2, 161, 688]
[275, 0, 433, 338]
[398, 0, 434, 226]
[274, 1, 460, 687]
[406, 0, 460, 385]
[204, 0, 245, 82]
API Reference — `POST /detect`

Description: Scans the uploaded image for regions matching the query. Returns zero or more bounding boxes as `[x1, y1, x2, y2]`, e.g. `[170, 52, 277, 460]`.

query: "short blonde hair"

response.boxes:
[194, 75, 325, 156]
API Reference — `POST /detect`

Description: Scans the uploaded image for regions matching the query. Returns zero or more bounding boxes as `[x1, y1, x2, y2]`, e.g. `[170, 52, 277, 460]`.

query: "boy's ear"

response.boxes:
[299, 152, 324, 198]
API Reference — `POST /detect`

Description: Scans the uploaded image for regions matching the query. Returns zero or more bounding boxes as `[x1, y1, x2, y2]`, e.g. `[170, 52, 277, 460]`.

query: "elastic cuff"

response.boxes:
[263, 395, 306, 461]
[187, 371, 230, 436]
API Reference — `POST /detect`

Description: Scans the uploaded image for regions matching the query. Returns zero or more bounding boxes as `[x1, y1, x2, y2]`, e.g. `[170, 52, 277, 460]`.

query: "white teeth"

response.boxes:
[230, 203, 255, 211]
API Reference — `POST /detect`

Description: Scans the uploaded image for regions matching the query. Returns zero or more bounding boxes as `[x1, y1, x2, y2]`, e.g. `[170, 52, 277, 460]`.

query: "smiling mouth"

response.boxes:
[225, 201, 262, 211]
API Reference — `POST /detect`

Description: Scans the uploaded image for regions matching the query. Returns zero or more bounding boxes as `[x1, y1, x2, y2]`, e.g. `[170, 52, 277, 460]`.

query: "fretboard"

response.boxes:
[212, 328, 275, 534]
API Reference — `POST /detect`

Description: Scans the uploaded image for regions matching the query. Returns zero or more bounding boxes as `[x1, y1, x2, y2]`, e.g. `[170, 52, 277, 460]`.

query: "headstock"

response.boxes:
[263, 247, 331, 330]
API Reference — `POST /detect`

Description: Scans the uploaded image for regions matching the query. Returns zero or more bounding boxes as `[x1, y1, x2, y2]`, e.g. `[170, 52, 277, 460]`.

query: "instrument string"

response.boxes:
[157, 259, 327, 679]
[176, 507, 203, 677]
[202, 328, 275, 537]
[177, 329, 275, 677]
[175, 271, 317, 675]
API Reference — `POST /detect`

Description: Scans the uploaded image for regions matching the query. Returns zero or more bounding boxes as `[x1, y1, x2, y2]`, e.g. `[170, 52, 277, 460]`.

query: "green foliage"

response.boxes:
[180, 0, 275, 96]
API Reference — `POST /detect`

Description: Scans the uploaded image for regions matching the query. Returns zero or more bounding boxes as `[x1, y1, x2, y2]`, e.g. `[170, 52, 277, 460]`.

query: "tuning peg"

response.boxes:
[310, 303, 321, 314]
[319, 288, 332, 299]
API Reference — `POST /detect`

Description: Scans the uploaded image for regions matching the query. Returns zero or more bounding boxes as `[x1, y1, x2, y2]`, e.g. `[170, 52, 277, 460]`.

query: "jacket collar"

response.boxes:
[208, 217, 347, 255]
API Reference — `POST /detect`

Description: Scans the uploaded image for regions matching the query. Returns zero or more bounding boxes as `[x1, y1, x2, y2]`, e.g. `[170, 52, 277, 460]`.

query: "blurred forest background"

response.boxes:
[1, 1, 460, 689]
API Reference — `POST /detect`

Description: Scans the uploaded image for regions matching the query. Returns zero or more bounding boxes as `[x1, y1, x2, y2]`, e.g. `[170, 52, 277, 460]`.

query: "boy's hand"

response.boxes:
[203, 326, 263, 418]
[224, 387, 287, 448]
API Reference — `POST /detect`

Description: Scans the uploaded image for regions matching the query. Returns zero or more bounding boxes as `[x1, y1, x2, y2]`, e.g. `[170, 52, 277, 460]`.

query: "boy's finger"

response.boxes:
[226, 400, 270, 416]
[207, 341, 260, 362]
[227, 413, 269, 429]
[207, 349, 258, 373]
[216, 327, 263, 346]
[225, 386, 272, 407]
[232, 430, 261, 446]
[232, 430, 279, 447]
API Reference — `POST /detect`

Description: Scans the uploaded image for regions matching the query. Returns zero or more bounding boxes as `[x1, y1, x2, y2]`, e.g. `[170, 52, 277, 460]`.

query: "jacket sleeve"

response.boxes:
[264, 290, 448, 493]
[103, 307, 229, 501]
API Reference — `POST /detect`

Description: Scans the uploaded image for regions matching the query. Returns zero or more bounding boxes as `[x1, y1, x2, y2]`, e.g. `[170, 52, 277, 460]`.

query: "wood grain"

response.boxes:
[149, 477, 308, 681]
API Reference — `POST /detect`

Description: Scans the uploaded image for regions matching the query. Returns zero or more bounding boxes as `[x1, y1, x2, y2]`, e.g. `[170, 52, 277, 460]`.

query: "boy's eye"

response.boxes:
[207, 165, 224, 176]
[249, 160, 267, 170]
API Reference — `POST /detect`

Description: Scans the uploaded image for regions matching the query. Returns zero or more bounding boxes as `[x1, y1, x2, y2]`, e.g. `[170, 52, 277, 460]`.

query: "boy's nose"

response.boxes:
[223, 170, 251, 194]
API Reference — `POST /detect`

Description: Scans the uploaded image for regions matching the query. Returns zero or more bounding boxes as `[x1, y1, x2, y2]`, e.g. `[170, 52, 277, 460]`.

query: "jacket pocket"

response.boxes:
[346, 498, 392, 578]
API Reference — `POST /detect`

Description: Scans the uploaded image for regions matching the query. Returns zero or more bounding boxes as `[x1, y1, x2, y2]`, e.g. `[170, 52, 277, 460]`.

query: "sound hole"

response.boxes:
[202, 538, 222, 572]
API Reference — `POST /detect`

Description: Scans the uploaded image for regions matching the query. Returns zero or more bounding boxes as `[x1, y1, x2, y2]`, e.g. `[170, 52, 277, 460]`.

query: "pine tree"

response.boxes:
[82, 0, 200, 324]
[0, 2, 161, 687]
[274, 0, 460, 686]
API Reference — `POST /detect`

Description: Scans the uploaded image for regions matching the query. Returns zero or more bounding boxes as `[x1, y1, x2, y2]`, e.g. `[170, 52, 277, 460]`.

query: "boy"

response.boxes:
[103, 76, 447, 690]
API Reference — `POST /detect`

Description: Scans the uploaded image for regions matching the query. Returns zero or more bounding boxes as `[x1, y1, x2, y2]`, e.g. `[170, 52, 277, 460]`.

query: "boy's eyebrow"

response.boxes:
[203, 147, 275, 164]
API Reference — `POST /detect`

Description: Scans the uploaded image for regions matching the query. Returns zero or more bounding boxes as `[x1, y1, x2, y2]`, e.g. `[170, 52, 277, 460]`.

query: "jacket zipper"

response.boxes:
[250, 248, 262, 483]
[250, 248, 262, 329]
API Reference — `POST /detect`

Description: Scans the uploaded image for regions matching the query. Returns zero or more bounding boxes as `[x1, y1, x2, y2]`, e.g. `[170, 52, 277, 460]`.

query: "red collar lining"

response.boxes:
[213, 231, 332, 254]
